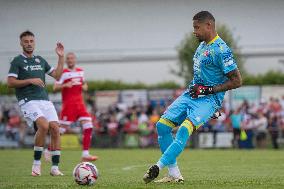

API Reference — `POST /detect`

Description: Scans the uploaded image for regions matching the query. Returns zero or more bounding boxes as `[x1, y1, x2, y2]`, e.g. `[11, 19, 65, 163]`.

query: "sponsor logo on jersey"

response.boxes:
[224, 59, 234, 67]
[23, 65, 43, 71]
[35, 58, 40, 63]
[71, 78, 82, 85]
[23, 66, 29, 71]
[195, 116, 201, 122]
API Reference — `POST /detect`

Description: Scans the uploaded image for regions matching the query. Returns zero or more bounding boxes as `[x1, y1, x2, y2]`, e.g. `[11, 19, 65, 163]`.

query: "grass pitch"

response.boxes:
[0, 149, 284, 189]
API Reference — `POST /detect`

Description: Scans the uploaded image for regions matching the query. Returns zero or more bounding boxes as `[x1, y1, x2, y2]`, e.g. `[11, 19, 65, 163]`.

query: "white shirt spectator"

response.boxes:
[255, 116, 268, 132]
[138, 113, 148, 124]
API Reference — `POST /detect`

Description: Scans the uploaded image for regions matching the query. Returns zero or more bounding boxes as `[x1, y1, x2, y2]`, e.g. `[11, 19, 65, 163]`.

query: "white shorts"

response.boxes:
[20, 100, 59, 127]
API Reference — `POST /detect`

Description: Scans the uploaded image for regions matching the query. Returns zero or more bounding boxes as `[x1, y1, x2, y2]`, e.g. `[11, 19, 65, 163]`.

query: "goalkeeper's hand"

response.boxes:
[211, 111, 221, 119]
[189, 84, 214, 98]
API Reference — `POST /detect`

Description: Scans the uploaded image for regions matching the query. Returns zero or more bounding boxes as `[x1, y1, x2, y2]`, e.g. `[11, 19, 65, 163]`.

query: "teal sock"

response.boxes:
[159, 126, 190, 166]
[156, 120, 176, 165]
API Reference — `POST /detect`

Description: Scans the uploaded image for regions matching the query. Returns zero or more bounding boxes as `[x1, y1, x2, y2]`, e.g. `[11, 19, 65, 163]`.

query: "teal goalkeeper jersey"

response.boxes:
[191, 35, 238, 106]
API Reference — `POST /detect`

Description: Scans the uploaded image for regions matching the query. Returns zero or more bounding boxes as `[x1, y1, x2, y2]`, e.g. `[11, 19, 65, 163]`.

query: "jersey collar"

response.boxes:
[207, 35, 219, 45]
[67, 67, 77, 72]
[21, 53, 35, 59]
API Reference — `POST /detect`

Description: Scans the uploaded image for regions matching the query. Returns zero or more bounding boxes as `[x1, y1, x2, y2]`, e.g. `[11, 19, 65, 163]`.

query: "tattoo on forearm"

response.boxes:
[213, 69, 242, 93]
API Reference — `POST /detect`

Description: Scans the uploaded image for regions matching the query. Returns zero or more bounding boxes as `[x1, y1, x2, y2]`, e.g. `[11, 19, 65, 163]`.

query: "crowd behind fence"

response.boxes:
[0, 89, 284, 149]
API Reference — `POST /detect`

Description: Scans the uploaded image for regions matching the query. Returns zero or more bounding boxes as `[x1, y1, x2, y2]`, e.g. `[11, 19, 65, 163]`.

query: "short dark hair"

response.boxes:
[20, 30, 34, 39]
[193, 11, 215, 22]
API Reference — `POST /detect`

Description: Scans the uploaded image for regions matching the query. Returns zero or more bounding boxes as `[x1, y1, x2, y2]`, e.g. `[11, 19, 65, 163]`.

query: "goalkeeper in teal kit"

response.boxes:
[143, 11, 242, 183]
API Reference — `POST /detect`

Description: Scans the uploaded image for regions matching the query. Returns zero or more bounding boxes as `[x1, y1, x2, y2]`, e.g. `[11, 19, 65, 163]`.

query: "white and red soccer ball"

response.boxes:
[73, 162, 99, 185]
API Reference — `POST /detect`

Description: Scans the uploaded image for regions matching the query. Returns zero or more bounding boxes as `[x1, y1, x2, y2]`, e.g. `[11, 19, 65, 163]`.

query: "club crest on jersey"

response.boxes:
[35, 58, 40, 63]
[203, 50, 209, 57]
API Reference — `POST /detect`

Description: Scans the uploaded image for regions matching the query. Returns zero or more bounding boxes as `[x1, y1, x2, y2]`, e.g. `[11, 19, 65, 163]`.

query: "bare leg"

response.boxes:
[32, 117, 49, 176]
[34, 117, 49, 147]
[49, 121, 61, 150]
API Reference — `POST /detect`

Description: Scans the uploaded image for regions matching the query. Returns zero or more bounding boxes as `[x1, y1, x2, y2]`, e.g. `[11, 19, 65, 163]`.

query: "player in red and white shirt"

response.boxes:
[45, 52, 98, 162]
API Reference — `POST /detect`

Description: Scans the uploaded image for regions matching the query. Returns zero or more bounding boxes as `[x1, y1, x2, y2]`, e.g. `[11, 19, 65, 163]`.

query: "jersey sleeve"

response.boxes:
[82, 71, 85, 82]
[216, 45, 238, 74]
[41, 57, 55, 75]
[55, 74, 64, 84]
[8, 58, 19, 78]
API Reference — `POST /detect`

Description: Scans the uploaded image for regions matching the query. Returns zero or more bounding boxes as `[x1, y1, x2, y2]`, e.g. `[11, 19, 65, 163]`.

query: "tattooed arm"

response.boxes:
[213, 69, 242, 93]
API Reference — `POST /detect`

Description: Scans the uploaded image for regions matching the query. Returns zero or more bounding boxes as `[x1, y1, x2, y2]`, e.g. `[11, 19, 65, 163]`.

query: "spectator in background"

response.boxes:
[267, 114, 279, 149]
[5, 109, 21, 141]
[0, 111, 5, 135]
[230, 107, 242, 148]
[254, 111, 268, 149]
[149, 109, 159, 126]
[269, 97, 282, 116]
[138, 117, 154, 148]
[138, 109, 149, 125]
[107, 115, 119, 147]
[240, 111, 255, 149]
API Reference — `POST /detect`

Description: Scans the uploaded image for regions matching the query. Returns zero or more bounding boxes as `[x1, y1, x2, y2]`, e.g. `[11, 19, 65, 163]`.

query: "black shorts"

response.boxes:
[233, 128, 241, 137]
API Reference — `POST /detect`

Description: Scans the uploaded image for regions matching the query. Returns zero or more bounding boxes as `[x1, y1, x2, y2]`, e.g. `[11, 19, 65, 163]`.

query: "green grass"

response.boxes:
[0, 149, 284, 189]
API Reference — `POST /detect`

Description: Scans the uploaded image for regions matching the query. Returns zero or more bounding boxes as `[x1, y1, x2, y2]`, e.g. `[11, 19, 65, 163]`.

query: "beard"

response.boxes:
[67, 63, 75, 69]
[195, 35, 204, 42]
[197, 36, 204, 42]
[23, 46, 34, 54]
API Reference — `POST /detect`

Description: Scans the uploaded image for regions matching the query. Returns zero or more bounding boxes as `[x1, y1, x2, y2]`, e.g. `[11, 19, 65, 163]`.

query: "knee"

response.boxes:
[180, 119, 194, 135]
[49, 122, 60, 135]
[175, 126, 190, 148]
[156, 118, 175, 136]
[37, 123, 49, 133]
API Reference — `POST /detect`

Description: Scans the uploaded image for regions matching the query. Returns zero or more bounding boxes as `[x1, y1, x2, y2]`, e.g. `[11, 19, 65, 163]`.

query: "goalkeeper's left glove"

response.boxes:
[211, 111, 221, 119]
[189, 84, 214, 98]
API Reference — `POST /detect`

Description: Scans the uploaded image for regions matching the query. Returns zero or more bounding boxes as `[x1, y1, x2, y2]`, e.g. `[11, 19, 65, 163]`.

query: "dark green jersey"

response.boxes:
[8, 53, 54, 103]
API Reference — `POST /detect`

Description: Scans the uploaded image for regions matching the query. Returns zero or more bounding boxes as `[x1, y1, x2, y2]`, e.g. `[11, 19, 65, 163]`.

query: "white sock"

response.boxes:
[168, 165, 182, 178]
[156, 161, 165, 170]
[44, 149, 50, 153]
[51, 165, 58, 170]
[33, 160, 41, 165]
[82, 150, 89, 157]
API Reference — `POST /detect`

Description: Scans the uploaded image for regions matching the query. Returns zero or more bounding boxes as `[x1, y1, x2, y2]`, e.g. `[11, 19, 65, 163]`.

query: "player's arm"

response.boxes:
[49, 43, 65, 80]
[190, 47, 242, 98]
[213, 69, 242, 93]
[189, 69, 242, 98]
[82, 82, 88, 91]
[7, 59, 45, 88]
[7, 77, 45, 88]
[53, 81, 73, 92]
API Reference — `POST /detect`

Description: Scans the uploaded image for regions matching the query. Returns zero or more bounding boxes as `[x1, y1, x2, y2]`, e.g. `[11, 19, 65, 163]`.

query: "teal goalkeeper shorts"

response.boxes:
[161, 90, 219, 127]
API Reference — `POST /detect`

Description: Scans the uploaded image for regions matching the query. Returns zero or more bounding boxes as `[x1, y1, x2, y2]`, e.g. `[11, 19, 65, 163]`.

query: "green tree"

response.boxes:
[174, 24, 245, 85]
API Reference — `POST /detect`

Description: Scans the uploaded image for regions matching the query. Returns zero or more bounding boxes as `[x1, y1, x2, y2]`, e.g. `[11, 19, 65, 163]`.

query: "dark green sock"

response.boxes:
[51, 150, 61, 166]
[52, 155, 60, 166]
[34, 146, 43, 161]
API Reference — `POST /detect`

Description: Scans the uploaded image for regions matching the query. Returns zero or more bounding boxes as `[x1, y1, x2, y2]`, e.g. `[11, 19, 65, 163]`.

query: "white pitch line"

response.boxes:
[122, 164, 149, 171]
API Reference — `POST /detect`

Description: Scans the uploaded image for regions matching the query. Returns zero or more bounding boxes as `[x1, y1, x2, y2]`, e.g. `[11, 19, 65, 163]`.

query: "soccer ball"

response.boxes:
[73, 162, 99, 185]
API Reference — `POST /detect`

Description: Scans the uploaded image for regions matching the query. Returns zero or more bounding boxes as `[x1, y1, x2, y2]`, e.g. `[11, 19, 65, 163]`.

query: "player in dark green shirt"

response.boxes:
[7, 30, 65, 176]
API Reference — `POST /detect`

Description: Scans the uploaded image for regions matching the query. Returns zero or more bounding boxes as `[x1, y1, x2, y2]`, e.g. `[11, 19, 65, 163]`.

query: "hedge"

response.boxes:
[1, 71, 284, 95]
[0, 80, 181, 95]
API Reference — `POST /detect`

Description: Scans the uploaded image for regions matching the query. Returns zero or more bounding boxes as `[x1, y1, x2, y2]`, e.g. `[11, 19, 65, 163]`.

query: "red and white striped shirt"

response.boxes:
[56, 67, 85, 105]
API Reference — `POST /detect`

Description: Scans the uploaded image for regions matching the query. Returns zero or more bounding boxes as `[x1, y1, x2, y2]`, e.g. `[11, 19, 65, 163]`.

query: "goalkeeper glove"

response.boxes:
[211, 111, 221, 119]
[189, 84, 214, 98]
